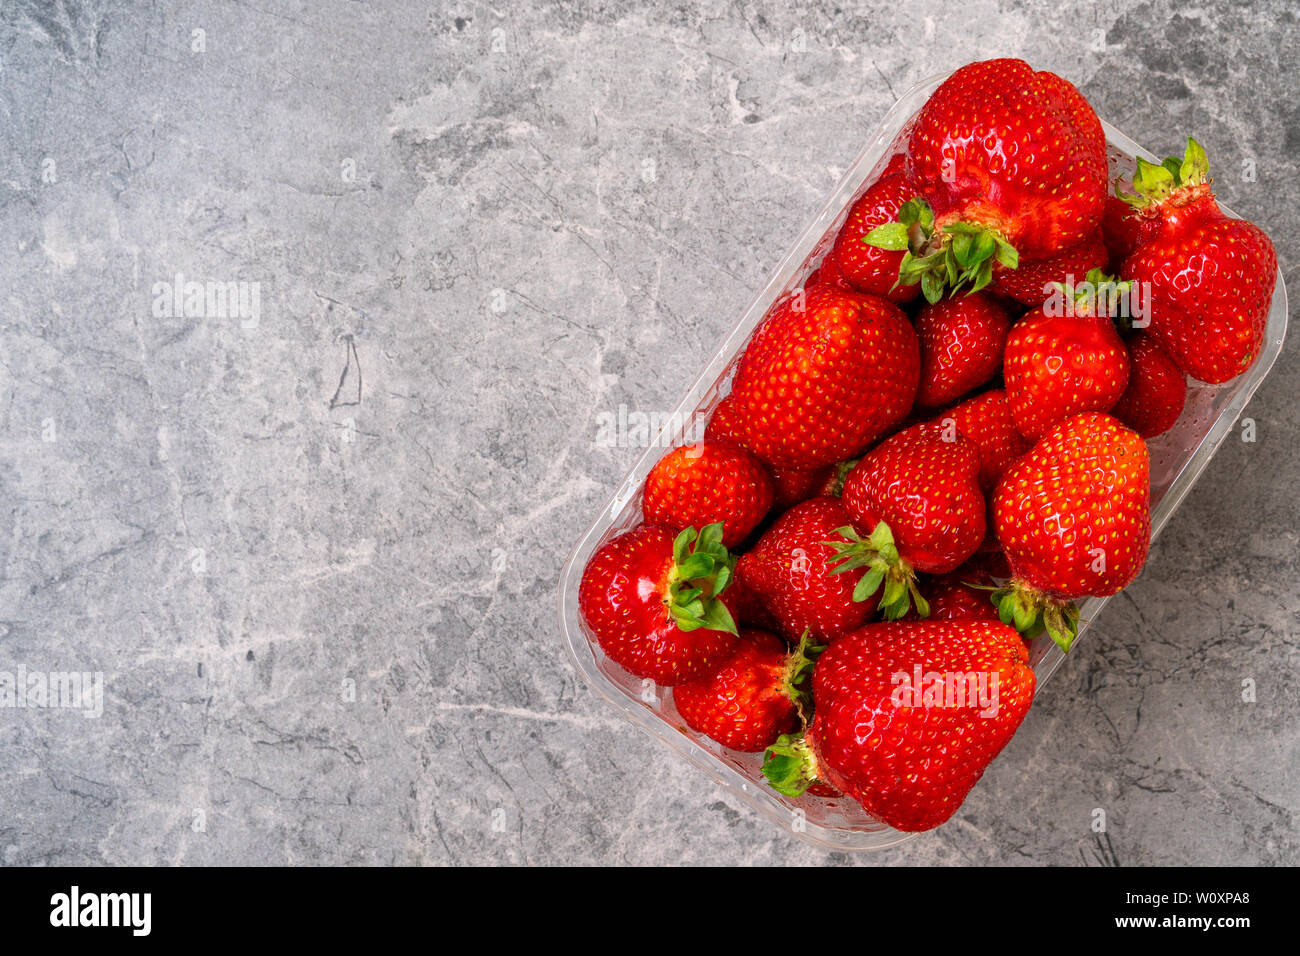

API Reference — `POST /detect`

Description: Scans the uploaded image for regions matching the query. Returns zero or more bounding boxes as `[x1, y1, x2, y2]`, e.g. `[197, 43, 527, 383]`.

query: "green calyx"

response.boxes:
[823, 521, 930, 620]
[863, 198, 1019, 304]
[780, 630, 826, 724]
[991, 581, 1081, 653]
[761, 733, 822, 798]
[1044, 267, 1135, 322]
[1117, 137, 1211, 210]
[667, 522, 739, 636]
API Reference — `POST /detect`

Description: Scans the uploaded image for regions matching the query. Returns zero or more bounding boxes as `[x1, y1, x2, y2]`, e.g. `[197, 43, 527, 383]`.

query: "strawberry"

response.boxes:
[739, 497, 880, 644]
[834, 425, 986, 617]
[1101, 194, 1160, 273]
[913, 292, 1010, 407]
[865, 59, 1108, 301]
[830, 166, 922, 303]
[725, 566, 782, 632]
[764, 619, 1035, 832]
[727, 286, 919, 470]
[804, 253, 851, 292]
[673, 632, 818, 752]
[991, 232, 1108, 307]
[1112, 332, 1187, 438]
[707, 397, 819, 509]
[1003, 270, 1131, 441]
[992, 413, 1150, 650]
[768, 464, 834, 510]
[579, 523, 738, 685]
[932, 389, 1031, 493]
[923, 567, 1001, 622]
[1119, 138, 1278, 383]
[704, 395, 744, 444]
[643, 439, 773, 548]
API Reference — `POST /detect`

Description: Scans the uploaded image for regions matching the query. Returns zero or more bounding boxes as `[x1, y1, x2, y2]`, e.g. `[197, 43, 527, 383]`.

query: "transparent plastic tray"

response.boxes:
[556, 72, 1289, 850]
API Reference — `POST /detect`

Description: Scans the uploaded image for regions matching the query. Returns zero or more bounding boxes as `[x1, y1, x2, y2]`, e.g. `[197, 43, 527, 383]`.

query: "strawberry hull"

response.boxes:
[557, 72, 1288, 851]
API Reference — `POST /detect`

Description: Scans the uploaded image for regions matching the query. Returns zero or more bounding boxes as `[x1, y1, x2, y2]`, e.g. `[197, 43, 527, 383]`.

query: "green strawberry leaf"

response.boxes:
[672, 526, 695, 566]
[863, 222, 910, 251]
[698, 597, 737, 635]
[856, 565, 885, 601]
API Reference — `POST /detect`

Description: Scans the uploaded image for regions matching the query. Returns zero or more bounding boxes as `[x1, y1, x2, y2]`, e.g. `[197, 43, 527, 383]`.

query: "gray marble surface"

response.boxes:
[0, 0, 1295, 866]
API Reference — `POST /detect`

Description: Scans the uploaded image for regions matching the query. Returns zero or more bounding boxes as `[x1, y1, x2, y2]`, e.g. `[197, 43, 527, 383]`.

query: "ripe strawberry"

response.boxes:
[764, 619, 1035, 832]
[728, 286, 919, 470]
[866, 59, 1108, 301]
[674, 632, 818, 752]
[1119, 138, 1278, 383]
[931, 389, 1031, 493]
[704, 395, 744, 444]
[993, 413, 1150, 650]
[835, 426, 986, 617]
[643, 439, 773, 548]
[579, 523, 738, 685]
[1101, 194, 1160, 273]
[913, 292, 1010, 407]
[725, 565, 782, 632]
[1112, 332, 1187, 438]
[991, 232, 1108, 307]
[923, 567, 1001, 622]
[1003, 271, 1131, 440]
[804, 253, 851, 292]
[830, 167, 922, 303]
[739, 497, 880, 644]
[768, 464, 834, 510]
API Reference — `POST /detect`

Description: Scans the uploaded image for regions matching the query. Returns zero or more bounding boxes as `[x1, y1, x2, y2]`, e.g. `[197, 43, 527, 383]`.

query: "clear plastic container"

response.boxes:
[556, 72, 1289, 850]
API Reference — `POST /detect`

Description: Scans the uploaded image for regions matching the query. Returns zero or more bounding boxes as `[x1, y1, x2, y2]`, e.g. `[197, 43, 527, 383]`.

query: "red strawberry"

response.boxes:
[643, 439, 773, 548]
[1119, 138, 1278, 383]
[923, 568, 1001, 622]
[913, 292, 1010, 407]
[805, 251, 851, 292]
[991, 232, 1108, 307]
[866, 59, 1108, 301]
[579, 523, 738, 685]
[1101, 194, 1160, 272]
[673, 631, 817, 752]
[764, 619, 1035, 832]
[739, 497, 879, 644]
[768, 465, 833, 510]
[728, 286, 919, 470]
[932, 389, 1031, 493]
[993, 413, 1150, 650]
[830, 168, 922, 303]
[835, 425, 986, 617]
[1003, 271, 1131, 440]
[725, 567, 782, 632]
[1112, 332, 1187, 438]
[704, 395, 744, 444]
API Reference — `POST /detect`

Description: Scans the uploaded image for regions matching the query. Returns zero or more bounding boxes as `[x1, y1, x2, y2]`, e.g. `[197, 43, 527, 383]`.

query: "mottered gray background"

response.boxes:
[0, 0, 1296, 865]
